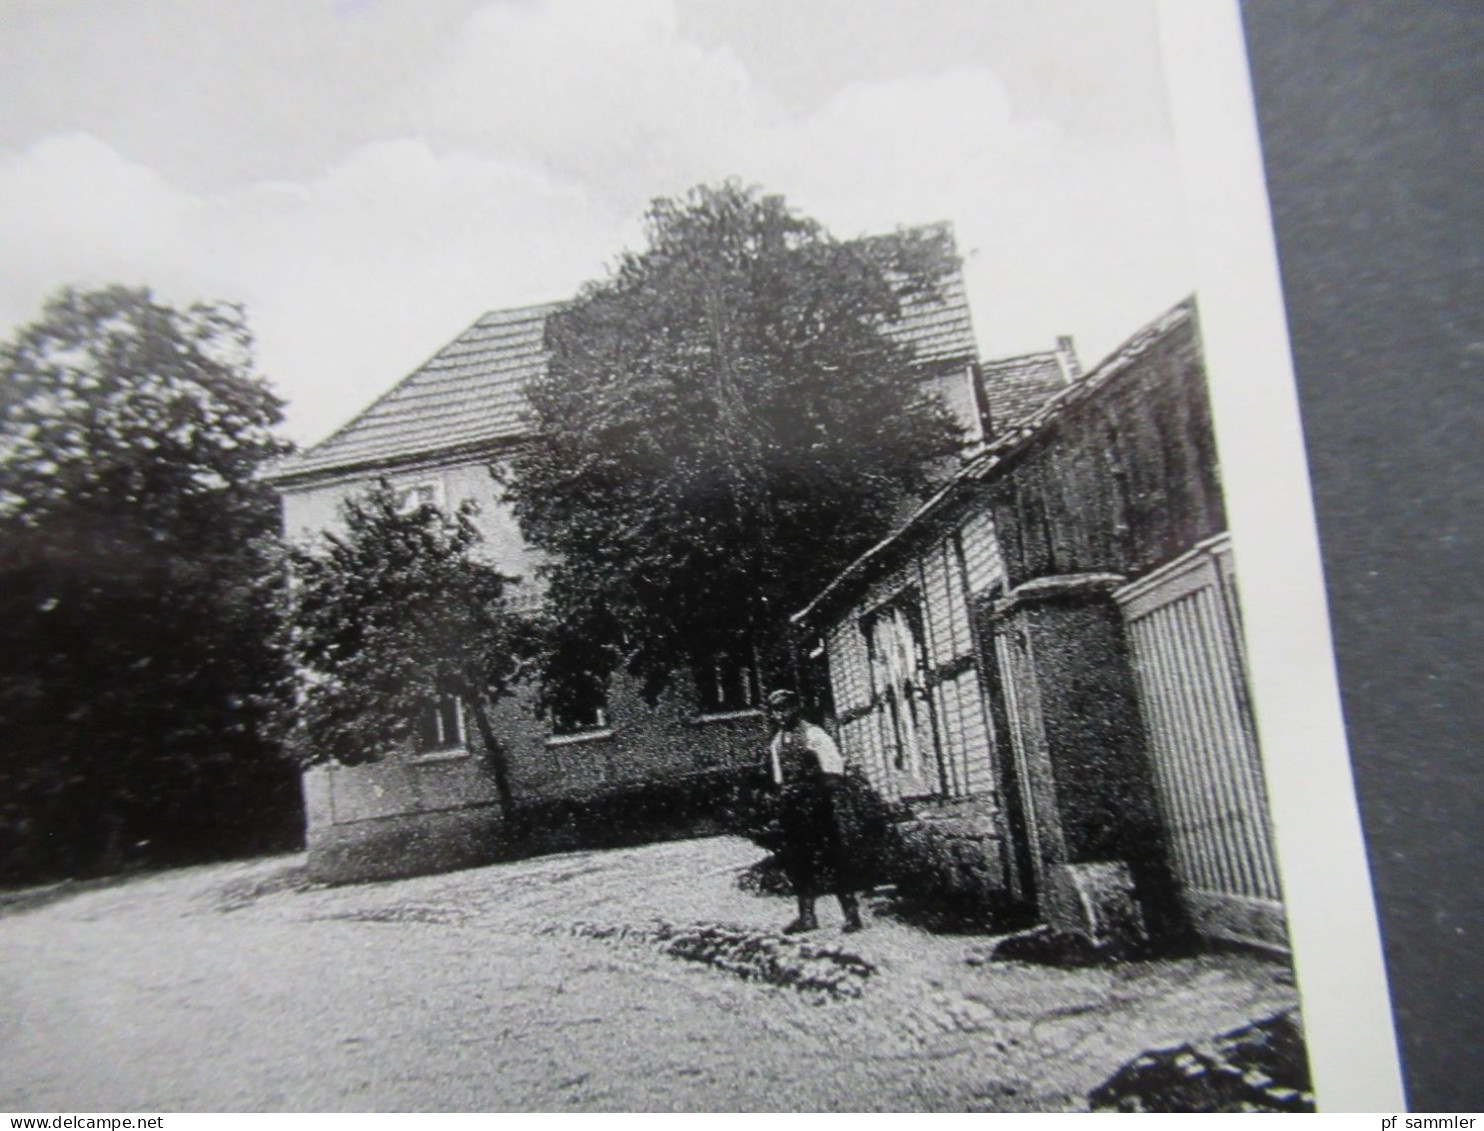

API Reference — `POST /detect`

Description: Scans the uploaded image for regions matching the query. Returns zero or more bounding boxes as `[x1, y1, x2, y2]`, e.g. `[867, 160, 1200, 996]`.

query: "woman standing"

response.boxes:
[764, 688, 866, 934]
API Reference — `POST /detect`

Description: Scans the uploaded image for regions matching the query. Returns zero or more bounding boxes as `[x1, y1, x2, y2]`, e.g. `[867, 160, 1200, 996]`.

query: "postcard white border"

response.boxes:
[1159, 0, 1405, 1112]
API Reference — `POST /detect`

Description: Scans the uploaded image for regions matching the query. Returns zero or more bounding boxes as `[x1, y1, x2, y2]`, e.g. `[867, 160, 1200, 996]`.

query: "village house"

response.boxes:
[792, 298, 1287, 951]
[268, 225, 1070, 883]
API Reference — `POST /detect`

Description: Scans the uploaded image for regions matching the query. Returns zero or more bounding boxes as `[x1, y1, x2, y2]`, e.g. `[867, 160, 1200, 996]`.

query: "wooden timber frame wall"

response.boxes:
[800, 299, 1289, 949]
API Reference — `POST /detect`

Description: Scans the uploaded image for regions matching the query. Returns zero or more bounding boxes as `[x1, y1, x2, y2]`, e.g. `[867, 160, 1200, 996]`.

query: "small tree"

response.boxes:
[289, 484, 534, 815]
[505, 182, 964, 700]
[0, 286, 296, 879]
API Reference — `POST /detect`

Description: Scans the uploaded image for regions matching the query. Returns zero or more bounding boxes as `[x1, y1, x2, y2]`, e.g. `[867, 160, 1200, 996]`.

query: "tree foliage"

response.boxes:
[504, 182, 964, 699]
[0, 286, 298, 880]
[288, 484, 536, 813]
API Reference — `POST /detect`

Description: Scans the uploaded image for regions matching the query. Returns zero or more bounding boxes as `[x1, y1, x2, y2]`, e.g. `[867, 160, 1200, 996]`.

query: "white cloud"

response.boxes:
[0, 134, 629, 446]
[0, 134, 199, 312]
[404, 0, 762, 209]
[399, 0, 1195, 361]
[0, 0, 1196, 444]
[731, 64, 1193, 364]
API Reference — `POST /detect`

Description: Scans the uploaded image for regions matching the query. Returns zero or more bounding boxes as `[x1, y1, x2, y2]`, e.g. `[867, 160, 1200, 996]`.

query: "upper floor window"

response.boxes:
[395, 479, 444, 515]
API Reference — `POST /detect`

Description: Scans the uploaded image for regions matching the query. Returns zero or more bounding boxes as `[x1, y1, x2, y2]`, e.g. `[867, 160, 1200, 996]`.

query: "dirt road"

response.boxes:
[0, 837, 1298, 1111]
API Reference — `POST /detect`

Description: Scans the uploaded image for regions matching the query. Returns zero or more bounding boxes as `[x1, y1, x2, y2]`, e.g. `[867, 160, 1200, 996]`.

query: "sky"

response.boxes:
[0, 0, 1195, 447]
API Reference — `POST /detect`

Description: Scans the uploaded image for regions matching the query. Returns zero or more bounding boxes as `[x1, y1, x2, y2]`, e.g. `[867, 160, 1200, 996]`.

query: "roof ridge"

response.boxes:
[981, 349, 1060, 367]
[475, 299, 567, 320]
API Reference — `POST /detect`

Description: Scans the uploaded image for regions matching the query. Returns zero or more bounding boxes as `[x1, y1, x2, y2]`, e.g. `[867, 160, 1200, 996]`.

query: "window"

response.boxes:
[552, 701, 609, 736]
[394, 479, 444, 515]
[416, 695, 464, 752]
[549, 678, 610, 738]
[696, 649, 760, 715]
[863, 596, 933, 781]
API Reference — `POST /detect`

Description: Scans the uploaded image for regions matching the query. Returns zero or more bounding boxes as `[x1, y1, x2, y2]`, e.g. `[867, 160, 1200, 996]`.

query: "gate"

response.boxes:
[1115, 534, 1287, 949]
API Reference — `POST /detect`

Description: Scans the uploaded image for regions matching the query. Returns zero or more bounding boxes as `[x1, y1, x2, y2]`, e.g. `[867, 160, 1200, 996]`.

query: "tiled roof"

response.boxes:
[270, 226, 978, 485]
[892, 270, 977, 373]
[981, 351, 1070, 435]
[859, 222, 977, 373]
[269, 302, 560, 482]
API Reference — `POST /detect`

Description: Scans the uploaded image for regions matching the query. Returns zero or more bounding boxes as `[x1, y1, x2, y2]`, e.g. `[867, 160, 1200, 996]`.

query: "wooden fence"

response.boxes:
[1116, 534, 1286, 949]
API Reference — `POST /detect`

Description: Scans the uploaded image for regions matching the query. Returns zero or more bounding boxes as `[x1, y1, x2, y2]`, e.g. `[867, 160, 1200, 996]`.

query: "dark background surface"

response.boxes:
[1241, 2, 1482, 1112]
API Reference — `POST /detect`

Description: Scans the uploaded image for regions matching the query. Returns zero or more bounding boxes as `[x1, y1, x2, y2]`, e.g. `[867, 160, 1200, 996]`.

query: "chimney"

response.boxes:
[1055, 335, 1081, 384]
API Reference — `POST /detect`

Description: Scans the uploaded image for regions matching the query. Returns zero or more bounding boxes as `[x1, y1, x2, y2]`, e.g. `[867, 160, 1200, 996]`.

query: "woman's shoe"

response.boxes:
[839, 892, 865, 932]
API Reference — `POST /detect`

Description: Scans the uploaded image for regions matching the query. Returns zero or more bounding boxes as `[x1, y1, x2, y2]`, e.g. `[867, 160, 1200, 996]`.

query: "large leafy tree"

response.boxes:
[0, 286, 297, 880]
[505, 182, 964, 700]
[288, 485, 535, 816]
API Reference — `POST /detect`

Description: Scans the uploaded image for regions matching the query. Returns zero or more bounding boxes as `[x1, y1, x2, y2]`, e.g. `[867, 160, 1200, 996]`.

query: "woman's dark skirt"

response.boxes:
[774, 775, 875, 897]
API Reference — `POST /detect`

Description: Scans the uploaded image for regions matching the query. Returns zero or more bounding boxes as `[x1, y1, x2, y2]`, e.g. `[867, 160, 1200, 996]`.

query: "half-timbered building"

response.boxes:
[793, 298, 1286, 950]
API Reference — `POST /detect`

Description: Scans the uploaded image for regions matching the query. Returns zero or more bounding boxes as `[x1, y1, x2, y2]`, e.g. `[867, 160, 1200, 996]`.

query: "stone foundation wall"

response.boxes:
[884, 796, 1010, 906]
[304, 800, 504, 884]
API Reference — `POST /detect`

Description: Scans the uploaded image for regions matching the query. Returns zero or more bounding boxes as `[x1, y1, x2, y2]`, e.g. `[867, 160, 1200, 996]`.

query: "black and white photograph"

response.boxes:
[0, 0, 1405, 1114]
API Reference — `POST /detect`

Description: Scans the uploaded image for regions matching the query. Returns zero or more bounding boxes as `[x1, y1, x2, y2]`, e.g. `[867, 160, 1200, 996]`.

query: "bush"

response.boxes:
[511, 767, 755, 853]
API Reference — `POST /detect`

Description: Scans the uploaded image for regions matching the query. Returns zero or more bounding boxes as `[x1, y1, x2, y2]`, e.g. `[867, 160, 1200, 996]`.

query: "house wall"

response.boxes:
[986, 313, 1225, 590]
[489, 669, 764, 802]
[302, 671, 764, 883]
[280, 457, 542, 597]
[825, 515, 1013, 793]
[977, 308, 1236, 935]
[921, 364, 986, 445]
[282, 453, 765, 882]
[824, 514, 1014, 899]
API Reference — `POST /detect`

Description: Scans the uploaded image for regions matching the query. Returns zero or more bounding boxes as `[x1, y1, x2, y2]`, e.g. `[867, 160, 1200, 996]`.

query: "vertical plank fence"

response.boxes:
[1116, 534, 1287, 949]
